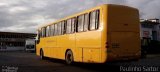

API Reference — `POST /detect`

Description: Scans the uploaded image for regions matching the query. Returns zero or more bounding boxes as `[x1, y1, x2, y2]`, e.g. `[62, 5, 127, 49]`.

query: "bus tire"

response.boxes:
[65, 50, 74, 65]
[40, 49, 45, 60]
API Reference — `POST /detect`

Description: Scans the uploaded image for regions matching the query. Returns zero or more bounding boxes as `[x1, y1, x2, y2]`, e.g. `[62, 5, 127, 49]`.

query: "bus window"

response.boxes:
[89, 10, 99, 30]
[95, 10, 100, 29]
[51, 24, 54, 36]
[49, 26, 52, 36]
[64, 21, 67, 34]
[54, 24, 58, 36]
[84, 13, 89, 31]
[61, 21, 65, 35]
[40, 28, 42, 37]
[66, 19, 72, 34]
[40, 29, 42, 37]
[46, 26, 50, 37]
[78, 15, 85, 32]
[42, 27, 46, 37]
[71, 18, 76, 33]
[58, 22, 62, 35]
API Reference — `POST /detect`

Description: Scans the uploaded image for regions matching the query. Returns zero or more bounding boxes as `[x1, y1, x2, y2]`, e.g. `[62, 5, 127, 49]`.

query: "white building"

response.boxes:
[140, 19, 160, 41]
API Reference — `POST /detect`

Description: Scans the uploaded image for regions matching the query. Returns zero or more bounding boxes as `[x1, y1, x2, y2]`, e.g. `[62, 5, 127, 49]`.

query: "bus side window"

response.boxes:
[89, 10, 99, 30]
[96, 10, 100, 29]
[51, 24, 54, 36]
[42, 27, 46, 37]
[61, 21, 65, 35]
[84, 13, 89, 31]
[71, 18, 76, 33]
[41, 28, 43, 37]
[46, 26, 50, 37]
[64, 21, 67, 34]
[40, 29, 42, 38]
[44, 27, 46, 37]
[57, 22, 62, 35]
[49, 25, 52, 36]
[78, 15, 85, 32]
[38, 30, 40, 38]
[54, 24, 58, 36]
[66, 19, 72, 34]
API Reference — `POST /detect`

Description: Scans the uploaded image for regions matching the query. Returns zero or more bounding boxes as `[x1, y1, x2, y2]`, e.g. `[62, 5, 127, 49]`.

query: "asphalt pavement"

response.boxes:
[0, 51, 160, 72]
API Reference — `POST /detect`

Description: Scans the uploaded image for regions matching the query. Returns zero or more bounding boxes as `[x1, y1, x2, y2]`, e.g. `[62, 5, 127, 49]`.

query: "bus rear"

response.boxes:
[106, 5, 141, 61]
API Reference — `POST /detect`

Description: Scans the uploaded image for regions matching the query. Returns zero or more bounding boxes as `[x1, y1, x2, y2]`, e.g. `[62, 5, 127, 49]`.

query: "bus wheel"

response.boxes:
[65, 50, 74, 65]
[40, 49, 44, 60]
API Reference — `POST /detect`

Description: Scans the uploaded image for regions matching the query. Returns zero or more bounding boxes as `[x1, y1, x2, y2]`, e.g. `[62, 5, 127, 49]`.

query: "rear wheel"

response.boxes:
[65, 50, 74, 65]
[40, 49, 44, 60]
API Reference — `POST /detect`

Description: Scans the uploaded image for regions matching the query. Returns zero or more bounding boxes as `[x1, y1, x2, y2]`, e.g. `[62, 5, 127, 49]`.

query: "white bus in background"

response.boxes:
[25, 39, 35, 52]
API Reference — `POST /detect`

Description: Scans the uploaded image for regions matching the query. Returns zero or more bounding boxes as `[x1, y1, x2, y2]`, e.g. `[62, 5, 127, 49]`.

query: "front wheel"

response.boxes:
[65, 50, 74, 65]
[40, 49, 45, 60]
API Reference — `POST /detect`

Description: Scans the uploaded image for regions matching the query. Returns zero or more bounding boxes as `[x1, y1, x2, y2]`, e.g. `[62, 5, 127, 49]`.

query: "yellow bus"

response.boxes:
[36, 4, 141, 64]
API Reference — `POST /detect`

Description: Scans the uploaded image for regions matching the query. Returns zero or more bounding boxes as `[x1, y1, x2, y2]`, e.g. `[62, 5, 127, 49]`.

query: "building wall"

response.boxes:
[140, 19, 160, 41]
[140, 25, 153, 39]
[154, 24, 160, 41]
[0, 32, 36, 51]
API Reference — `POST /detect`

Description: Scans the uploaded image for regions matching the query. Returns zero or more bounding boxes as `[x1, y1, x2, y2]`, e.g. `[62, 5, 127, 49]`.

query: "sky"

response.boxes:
[0, 0, 160, 33]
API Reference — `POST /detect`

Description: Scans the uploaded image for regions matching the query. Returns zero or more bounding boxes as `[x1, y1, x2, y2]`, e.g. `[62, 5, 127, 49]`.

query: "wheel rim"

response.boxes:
[40, 50, 43, 59]
[67, 54, 72, 64]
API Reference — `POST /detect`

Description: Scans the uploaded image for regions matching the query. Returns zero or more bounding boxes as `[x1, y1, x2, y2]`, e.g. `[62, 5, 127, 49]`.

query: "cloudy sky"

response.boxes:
[0, 0, 160, 33]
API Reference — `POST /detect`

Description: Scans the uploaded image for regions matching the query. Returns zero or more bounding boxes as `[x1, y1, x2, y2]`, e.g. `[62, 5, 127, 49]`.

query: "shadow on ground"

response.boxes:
[44, 57, 137, 72]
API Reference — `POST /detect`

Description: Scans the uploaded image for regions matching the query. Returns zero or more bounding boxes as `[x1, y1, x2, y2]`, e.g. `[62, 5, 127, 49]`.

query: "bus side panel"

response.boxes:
[83, 48, 100, 63]
[36, 38, 45, 56]
[38, 36, 59, 58]
[56, 36, 66, 59]
[74, 48, 82, 62]
[56, 34, 76, 60]
[76, 31, 101, 63]
[47, 36, 57, 58]
[36, 44, 40, 56]
[42, 42, 47, 56]
[38, 38, 47, 56]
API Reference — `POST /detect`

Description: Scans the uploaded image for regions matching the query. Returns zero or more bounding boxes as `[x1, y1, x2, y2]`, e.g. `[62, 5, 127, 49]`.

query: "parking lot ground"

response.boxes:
[0, 51, 160, 72]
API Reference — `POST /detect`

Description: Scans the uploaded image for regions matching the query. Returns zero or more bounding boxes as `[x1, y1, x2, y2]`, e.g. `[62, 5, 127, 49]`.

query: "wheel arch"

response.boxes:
[40, 48, 43, 52]
[65, 48, 74, 64]
[65, 48, 74, 60]
[40, 48, 43, 55]
[65, 49, 72, 56]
